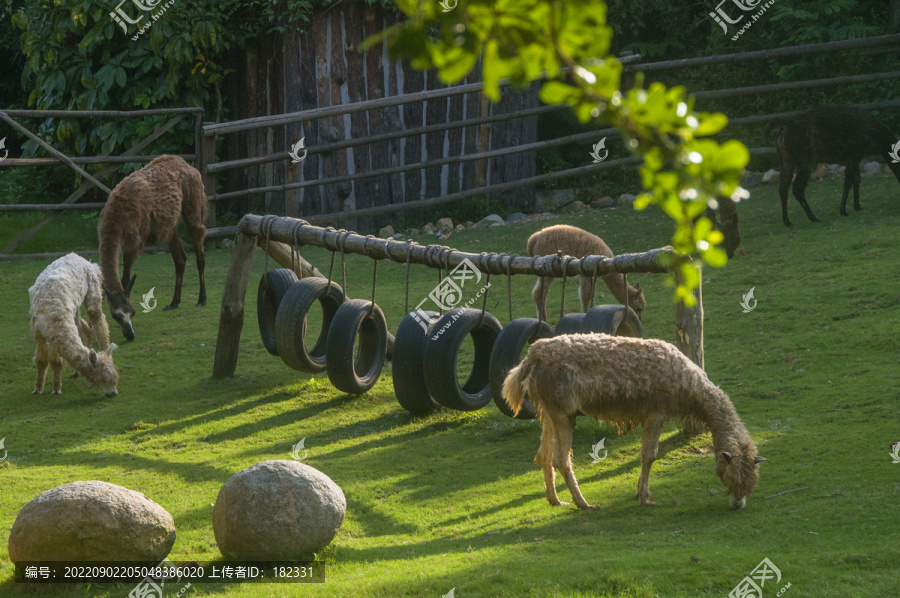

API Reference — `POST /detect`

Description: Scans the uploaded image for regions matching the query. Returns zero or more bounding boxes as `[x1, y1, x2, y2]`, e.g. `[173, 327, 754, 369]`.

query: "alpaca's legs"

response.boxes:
[578, 276, 596, 313]
[164, 234, 187, 310]
[547, 410, 594, 509]
[536, 413, 565, 506]
[50, 358, 64, 395]
[33, 349, 48, 395]
[843, 161, 862, 212]
[637, 414, 665, 506]
[532, 277, 552, 322]
[776, 144, 796, 226]
[187, 224, 207, 307]
[790, 167, 818, 223]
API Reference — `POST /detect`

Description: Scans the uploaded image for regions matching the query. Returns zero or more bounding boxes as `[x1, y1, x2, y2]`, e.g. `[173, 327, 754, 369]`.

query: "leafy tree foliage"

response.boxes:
[369, 0, 754, 301]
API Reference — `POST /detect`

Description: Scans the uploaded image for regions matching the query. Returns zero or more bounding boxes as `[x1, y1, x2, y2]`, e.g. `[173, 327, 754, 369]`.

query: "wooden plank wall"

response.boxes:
[222, 0, 538, 221]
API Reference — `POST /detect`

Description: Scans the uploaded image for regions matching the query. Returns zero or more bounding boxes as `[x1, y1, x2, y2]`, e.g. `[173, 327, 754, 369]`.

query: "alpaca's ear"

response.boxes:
[634, 282, 642, 290]
[754, 456, 769, 463]
[89, 349, 98, 367]
[104, 343, 117, 356]
[721, 451, 734, 464]
[125, 275, 137, 296]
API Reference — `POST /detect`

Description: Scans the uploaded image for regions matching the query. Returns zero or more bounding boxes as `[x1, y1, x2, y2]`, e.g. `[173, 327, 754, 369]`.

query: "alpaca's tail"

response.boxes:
[502, 358, 534, 416]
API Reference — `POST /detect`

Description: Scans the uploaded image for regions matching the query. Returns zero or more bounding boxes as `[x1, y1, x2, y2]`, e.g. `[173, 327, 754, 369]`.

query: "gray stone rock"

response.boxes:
[9, 481, 175, 563]
[378, 225, 395, 238]
[762, 169, 780, 184]
[391, 233, 405, 240]
[213, 460, 345, 560]
[464, 221, 474, 228]
[863, 161, 882, 175]
[827, 164, 841, 173]
[436, 217, 454, 231]
[591, 196, 615, 209]
[422, 222, 436, 234]
[506, 212, 528, 222]
[408, 228, 420, 236]
[473, 214, 505, 228]
[741, 171, 763, 188]
[616, 193, 636, 207]
[455, 224, 465, 231]
[561, 200, 588, 213]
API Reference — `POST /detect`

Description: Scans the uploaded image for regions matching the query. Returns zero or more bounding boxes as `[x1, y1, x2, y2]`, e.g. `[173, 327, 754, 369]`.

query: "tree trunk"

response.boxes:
[675, 266, 706, 435]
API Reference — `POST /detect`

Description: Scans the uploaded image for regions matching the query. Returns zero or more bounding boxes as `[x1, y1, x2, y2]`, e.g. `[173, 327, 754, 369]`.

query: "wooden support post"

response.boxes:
[675, 264, 706, 435]
[213, 232, 256, 378]
[200, 121, 218, 229]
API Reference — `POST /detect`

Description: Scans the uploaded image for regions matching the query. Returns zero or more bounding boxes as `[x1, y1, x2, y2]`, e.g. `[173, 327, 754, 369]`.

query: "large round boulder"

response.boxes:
[8, 481, 176, 563]
[213, 460, 346, 560]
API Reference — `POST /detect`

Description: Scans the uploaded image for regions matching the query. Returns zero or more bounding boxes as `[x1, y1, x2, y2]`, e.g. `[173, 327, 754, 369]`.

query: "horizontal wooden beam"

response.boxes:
[0, 154, 196, 167]
[239, 214, 677, 278]
[2, 108, 203, 117]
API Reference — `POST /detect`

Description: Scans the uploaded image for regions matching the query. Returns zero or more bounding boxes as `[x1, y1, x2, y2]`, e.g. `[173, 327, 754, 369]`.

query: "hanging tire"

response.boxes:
[423, 308, 503, 411]
[554, 313, 587, 335]
[392, 310, 442, 415]
[257, 269, 299, 355]
[582, 304, 644, 338]
[489, 318, 553, 419]
[274, 278, 345, 373]
[325, 299, 388, 394]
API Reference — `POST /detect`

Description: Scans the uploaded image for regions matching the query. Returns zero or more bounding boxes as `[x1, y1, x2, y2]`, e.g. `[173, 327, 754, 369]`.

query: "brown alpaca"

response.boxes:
[98, 155, 208, 340]
[527, 225, 645, 321]
[764, 105, 900, 226]
[503, 334, 767, 510]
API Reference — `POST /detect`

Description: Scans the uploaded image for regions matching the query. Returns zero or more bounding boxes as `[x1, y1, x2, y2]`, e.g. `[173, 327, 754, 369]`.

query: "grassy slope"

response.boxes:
[1, 175, 899, 597]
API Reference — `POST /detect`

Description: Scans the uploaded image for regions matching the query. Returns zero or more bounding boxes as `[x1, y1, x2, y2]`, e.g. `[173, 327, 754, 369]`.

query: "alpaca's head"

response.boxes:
[628, 283, 646, 319]
[716, 439, 767, 509]
[103, 276, 136, 341]
[81, 344, 119, 397]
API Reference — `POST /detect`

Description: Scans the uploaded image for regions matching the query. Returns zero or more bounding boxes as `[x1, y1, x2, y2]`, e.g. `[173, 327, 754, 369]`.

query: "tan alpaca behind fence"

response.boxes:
[526, 225, 645, 321]
[502, 333, 766, 510]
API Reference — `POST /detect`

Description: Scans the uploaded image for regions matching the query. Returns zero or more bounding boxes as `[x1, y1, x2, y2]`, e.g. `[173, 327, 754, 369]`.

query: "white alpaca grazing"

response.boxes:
[29, 253, 119, 397]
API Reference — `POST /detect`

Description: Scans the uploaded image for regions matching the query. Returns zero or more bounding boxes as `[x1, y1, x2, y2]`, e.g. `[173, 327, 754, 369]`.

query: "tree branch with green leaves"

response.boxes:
[365, 0, 750, 304]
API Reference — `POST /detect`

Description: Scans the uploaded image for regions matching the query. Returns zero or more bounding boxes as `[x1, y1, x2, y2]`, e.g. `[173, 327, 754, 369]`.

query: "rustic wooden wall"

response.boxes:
[221, 0, 538, 223]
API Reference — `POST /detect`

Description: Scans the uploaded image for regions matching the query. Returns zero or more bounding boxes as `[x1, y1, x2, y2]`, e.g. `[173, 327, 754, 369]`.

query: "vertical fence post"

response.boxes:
[675, 263, 705, 435]
[213, 231, 256, 378]
[199, 119, 218, 229]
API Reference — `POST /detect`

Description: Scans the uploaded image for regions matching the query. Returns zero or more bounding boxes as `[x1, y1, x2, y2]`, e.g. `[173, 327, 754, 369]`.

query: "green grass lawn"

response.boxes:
[1, 174, 899, 597]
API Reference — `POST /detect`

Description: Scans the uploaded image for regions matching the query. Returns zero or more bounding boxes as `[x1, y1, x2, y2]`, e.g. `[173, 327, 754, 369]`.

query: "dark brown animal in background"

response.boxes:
[764, 105, 900, 226]
[98, 155, 208, 340]
[503, 333, 767, 510]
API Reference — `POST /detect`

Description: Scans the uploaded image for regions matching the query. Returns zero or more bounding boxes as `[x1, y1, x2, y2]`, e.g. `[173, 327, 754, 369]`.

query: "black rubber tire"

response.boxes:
[582, 304, 644, 338]
[257, 269, 299, 356]
[554, 313, 587, 335]
[325, 299, 388, 394]
[423, 308, 503, 411]
[274, 278, 345, 372]
[392, 310, 442, 415]
[489, 318, 554, 419]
